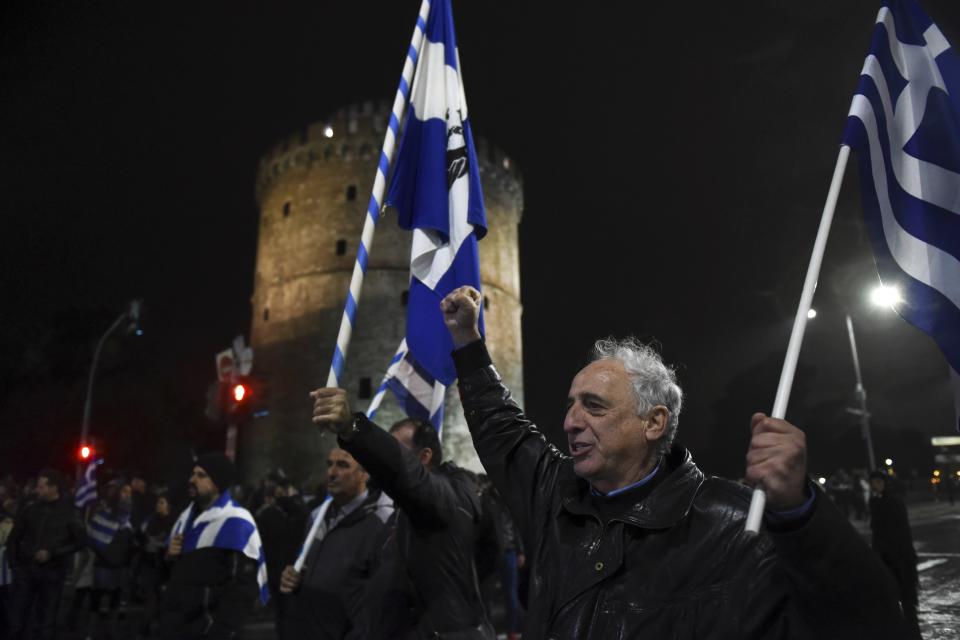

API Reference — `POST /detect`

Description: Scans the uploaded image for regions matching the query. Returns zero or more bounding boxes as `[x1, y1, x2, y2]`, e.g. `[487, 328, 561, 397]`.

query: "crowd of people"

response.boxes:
[0, 285, 928, 639]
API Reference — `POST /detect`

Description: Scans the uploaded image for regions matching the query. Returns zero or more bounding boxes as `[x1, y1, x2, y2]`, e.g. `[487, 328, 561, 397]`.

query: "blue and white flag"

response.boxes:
[87, 508, 132, 552]
[171, 491, 269, 604]
[386, 0, 487, 390]
[368, 339, 446, 434]
[74, 461, 98, 509]
[843, 0, 960, 431]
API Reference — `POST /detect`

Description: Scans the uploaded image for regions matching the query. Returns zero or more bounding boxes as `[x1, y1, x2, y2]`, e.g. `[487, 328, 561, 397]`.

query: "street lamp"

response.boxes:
[884, 458, 893, 467]
[870, 284, 902, 308]
[78, 299, 143, 478]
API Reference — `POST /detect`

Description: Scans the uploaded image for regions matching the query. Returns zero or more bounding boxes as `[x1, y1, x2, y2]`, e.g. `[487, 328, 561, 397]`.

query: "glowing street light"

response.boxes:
[807, 308, 817, 319]
[870, 284, 902, 308]
[884, 458, 893, 466]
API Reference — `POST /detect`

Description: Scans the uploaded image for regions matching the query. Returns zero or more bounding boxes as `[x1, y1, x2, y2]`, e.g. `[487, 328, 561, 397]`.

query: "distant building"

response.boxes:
[242, 101, 523, 486]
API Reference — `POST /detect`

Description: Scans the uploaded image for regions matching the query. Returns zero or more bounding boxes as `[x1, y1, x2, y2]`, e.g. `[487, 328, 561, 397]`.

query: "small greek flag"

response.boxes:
[386, 0, 486, 390]
[74, 461, 98, 509]
[842, 0, 960, 431]
[87, 509, 131, 552]
[171, 491, 269, 604]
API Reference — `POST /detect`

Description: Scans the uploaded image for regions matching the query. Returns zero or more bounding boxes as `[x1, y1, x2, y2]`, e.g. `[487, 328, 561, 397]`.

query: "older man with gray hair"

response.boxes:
[437, 285, 907, 640]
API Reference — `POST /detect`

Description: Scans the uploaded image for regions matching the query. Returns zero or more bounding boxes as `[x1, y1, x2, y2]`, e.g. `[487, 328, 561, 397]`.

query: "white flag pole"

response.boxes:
[325, 0, 431, 388]
[745, 144, 851, 533]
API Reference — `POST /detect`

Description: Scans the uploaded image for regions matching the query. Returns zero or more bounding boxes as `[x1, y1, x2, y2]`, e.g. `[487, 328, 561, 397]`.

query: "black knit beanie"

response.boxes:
[195, 452, 237, 494]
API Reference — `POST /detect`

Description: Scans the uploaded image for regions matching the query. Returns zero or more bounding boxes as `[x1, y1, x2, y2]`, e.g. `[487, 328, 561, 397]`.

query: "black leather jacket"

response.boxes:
[8, 496, 84, 571]
[341, 416, 490, 639]
[454, 341, 906, 640]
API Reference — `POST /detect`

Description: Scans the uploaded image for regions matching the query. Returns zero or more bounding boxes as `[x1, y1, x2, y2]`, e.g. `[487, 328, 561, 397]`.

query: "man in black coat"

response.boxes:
[277, 446, 392, 639]
[309, 397, 493, 639]
[429, 285, 907, 639]
[7, 468, 84, 640]
[869, 470, 922, 639]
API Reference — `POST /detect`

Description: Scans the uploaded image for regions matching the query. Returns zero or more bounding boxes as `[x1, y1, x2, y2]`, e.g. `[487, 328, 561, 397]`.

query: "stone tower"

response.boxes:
[242, 101, 523, 486]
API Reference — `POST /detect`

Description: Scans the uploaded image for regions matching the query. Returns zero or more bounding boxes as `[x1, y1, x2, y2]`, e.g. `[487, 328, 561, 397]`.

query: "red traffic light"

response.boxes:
[79, 445, 93, 460]
[232, 384, 249, 403]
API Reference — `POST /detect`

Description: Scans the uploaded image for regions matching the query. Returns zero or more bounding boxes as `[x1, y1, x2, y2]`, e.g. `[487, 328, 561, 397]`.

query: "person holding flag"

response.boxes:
[435, 285, 910, 639]
[311, 0, 494, 637]
[157, 452, 267, 640]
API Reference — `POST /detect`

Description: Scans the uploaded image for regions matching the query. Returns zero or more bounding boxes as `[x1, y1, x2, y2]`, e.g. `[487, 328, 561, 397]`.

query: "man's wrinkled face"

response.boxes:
[326, 448, 367, 504]
[188, 466, 219, 505]
[563, 360, 654, 492]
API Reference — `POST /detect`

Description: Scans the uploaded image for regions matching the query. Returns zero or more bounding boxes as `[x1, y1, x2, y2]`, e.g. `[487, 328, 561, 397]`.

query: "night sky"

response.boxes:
[2, 1, 958, 485]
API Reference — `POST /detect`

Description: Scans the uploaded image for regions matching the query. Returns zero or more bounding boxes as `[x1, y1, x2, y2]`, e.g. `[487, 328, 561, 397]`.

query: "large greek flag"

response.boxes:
[74, 461, 98, 509]
[171, 491, 269, 603]
[386, 0, 487, 393]
[842, 0, 960, 431]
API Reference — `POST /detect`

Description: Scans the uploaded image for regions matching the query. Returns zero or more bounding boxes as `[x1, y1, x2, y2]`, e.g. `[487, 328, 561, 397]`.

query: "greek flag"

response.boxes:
[87, 509, 131, 552]
[842, 0, 960, 431]
[386, 0, 487, 391]
[171, 491, 269, 603]
[74, 461, 98, 509]
[367, 339, 446, 433]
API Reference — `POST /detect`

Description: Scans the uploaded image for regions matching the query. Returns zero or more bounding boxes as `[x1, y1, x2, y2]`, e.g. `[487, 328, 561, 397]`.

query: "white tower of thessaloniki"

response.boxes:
[243, 101, 523, 486]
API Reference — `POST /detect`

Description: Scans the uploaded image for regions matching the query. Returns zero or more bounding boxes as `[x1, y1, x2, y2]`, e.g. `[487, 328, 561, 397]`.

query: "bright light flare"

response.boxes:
[807, 308, 817, 319]
[818, 477, 826, 485]
[79, 445, 92, 460]
[323, 125, 334, 138]
[870, 285, 902, 308]
[884, 458, 893, 466]
[233, 384, 248, 402]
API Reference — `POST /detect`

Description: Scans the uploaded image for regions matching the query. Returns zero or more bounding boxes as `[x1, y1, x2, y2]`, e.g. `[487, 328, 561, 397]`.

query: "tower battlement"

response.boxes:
[255, 100, 523, 215]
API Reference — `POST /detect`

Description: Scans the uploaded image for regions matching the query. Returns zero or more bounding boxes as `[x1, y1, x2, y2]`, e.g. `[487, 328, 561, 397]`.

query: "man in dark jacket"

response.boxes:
[158, 452, 265, 640]
[309, 394, 493, 639]
[278, 446, 393, 639]
[7, 468, 85, 640]
[429, 285, 907, 639]
[869, 470, 922, 639]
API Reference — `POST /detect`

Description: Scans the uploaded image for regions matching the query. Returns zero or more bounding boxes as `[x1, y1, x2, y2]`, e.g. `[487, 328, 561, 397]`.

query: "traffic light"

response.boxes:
[79, 444, 94, 461]
[232, 383, 248, 403]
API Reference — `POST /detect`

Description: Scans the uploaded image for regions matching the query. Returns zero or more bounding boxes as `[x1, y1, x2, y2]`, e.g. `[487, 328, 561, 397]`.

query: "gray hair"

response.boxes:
[592, 337, 683, 459]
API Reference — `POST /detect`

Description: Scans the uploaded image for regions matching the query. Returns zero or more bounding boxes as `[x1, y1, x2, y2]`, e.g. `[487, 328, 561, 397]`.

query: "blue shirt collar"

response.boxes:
[590, 460, 662, 498]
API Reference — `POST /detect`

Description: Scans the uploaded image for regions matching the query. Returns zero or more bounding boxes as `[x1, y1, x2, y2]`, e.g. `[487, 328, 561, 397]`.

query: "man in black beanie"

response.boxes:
[158, 452, 267, 639]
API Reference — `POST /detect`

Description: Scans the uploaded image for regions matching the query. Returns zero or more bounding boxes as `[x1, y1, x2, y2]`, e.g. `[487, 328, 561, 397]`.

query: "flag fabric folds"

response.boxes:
[171, 491, 270, 603]
[366, 339, 446, 435]
[74, 461, 98, 509]
[87, 509, 132, 552]
[842, 0, 960, 431]
[386, 0, 486, 390]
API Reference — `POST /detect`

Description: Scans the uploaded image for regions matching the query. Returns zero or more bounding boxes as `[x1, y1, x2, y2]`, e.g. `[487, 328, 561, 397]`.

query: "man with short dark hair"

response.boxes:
[7, 468, 85, 639]
[278, 447, 392, 639]
[434, 285, 907, 639]
[310, 396, 493, 639]
[158, 452, 266, 640]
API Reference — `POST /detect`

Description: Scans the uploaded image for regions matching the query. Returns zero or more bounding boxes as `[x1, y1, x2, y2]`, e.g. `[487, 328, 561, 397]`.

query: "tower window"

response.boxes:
[263, 308, 270, 322]
[484, 296, 490, 310]
[282, 201, 291, 217]
[401, 290, 409, 306]
[358, 377, 372, 399]
[336, 239, 347, 256]
[346, 185, 357, 201]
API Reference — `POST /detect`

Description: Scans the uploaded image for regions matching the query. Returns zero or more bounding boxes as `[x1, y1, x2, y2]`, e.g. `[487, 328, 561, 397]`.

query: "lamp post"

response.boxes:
[841, 284, 902, 472]
[845, 314, 877, 471]
[78, 299, 143, 478]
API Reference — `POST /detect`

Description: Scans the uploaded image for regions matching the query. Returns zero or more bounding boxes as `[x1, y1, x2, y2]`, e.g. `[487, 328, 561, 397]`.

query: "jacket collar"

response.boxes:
[559, 442, 704, 529]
